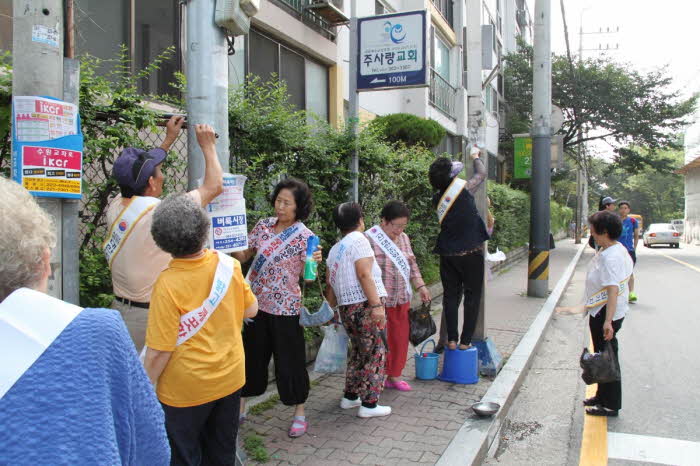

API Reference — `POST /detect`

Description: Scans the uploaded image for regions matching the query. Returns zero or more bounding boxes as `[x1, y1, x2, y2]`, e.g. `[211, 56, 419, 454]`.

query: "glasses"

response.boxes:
[389, 221, 408, 230]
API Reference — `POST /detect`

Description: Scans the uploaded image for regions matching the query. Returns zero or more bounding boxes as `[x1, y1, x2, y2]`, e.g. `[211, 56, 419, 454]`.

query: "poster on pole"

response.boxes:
[11, 96, 83, 199]
[357, 10, 427, 90]
[513, 135, 532, 179]
[206, 174, 248, 253]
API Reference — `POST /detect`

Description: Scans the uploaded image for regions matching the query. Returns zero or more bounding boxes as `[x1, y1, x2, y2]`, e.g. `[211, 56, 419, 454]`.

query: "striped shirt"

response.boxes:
[367, 230, 425, 308]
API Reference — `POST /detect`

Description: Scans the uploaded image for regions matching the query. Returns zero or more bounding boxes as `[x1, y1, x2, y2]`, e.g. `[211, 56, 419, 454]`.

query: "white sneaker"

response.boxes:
[357, 404, 392, 418]
[340, 397, 361, 409]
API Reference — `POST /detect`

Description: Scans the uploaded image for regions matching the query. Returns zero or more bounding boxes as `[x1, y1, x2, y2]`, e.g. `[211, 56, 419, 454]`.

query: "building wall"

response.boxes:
[685, 168, 700, 244]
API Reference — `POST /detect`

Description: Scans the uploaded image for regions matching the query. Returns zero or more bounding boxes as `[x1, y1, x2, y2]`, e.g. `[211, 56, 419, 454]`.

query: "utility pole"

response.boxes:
[186, 0, 230, 187]
[527, 0, 552, 298]
[12, 0, 80, 304]
[348, 0, 359, 202]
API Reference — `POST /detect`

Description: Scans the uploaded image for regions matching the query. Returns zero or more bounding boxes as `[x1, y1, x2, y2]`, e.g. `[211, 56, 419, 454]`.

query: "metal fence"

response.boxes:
[429, 68, 458, 120]
[272, 0, 337, 41]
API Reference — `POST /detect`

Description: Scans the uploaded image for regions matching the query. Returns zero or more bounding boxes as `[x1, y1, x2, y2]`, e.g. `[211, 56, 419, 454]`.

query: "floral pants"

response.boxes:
[339, 301, 387, 404]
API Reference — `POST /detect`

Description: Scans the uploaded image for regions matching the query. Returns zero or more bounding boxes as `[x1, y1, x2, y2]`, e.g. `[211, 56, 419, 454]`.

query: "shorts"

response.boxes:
[628, 249, 637, 266]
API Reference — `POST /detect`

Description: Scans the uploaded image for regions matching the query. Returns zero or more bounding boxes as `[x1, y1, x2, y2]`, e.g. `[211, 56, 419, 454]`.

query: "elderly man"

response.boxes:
[105, 117, 223, 351]
[144, 193, 258, 465]
[0, 178, 170, 465]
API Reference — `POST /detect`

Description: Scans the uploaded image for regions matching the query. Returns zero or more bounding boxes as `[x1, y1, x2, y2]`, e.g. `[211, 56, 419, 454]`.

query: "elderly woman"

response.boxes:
[581, 210, 633, 417]
[365, 200, 431, 391]
[429, 148, 488, 352]
[144, 193, 258, 465]
[326, 202, 391, 418]
[0, 178, 169, 465]
[233, 178, 321, 438]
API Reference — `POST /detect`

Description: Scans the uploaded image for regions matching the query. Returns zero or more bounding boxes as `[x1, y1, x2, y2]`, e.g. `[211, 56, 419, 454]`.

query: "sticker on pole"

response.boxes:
[32, 25, 60, 48]
[357, 10, 427, 90]
[206, 174, 248, 253]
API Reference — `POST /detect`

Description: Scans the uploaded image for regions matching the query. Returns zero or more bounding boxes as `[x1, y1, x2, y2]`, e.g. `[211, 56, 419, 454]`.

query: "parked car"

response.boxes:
[671, 219, 684, 235]
[643, 223, 681, 248]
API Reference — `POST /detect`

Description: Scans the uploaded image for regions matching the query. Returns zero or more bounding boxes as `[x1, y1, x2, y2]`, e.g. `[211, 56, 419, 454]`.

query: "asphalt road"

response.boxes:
[484, 242, 700, 465]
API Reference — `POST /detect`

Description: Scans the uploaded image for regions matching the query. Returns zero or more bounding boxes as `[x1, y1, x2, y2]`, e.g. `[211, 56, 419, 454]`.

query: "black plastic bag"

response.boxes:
[409, 301, 437, 347]
[580, 341, 620, 385]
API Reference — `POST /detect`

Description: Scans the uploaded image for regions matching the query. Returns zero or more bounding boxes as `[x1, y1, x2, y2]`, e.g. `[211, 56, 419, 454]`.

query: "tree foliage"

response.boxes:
[368, 112, 446, 148]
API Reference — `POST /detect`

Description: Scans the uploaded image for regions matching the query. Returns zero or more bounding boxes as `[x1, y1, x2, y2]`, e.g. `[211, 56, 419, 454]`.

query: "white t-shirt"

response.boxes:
[584, 242, 634, 320]
[326, 231, 388, 306]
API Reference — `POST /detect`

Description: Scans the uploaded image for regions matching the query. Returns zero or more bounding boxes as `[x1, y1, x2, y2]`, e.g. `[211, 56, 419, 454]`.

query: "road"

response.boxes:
[484, 242, 700, 465]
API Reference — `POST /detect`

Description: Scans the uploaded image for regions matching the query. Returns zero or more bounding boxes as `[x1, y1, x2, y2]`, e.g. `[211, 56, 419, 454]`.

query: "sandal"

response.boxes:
[582, 396, 599, 407]
[447, 341, 458, 351]
[385, 380, 412, 391]
[459, 343, 472, 350]
[585, 406, 618, 417]
[288, 419, 308, 438]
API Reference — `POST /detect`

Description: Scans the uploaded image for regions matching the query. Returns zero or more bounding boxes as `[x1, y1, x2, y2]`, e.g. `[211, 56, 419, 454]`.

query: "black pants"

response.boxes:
[241, 311, 309, 405]
[161, 389, 241, 466]
[440, 253, 485, 345]
[589, 307, 623, 410]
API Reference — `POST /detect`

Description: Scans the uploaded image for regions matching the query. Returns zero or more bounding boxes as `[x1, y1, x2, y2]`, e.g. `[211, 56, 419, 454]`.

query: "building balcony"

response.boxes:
[431, 0, 454, 29]
[271, 0, 337, 41]
[429, 69, 457, 120]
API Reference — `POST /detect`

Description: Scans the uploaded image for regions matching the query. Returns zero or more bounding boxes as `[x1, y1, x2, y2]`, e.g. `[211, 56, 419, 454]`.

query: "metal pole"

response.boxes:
[527, 0, 552, 298]
[348, 1, 359, 202]
[186, 0, 230, 188]
[11, 0, 66, 300]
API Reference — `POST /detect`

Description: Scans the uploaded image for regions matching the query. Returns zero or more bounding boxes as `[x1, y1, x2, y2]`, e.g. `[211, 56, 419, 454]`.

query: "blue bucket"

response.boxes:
[414, 339, 440, 380]
[438, 345, 479, 384]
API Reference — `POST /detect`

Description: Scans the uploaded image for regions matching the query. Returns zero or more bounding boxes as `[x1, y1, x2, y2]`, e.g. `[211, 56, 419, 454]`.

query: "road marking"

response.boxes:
[608, 432, 700, 465]
[657, 252, 700, 273]
[579, 338, 608, 466]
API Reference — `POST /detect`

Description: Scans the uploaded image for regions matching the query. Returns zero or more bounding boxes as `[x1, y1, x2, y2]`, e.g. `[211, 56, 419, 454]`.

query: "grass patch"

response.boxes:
[243, 434, 270, 463]
[248, 394, 280, 416]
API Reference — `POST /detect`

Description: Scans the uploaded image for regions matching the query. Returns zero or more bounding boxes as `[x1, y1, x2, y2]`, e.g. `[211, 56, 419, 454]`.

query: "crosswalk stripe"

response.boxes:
[608, 431, 700, 464]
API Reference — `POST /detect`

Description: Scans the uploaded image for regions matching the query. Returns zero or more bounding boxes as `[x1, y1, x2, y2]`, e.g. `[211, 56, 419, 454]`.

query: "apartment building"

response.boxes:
[679, 111, 700, 244]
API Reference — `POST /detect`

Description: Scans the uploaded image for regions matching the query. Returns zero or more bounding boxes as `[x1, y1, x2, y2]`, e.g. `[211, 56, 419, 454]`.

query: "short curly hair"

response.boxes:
[428, 157, 454, 192]
[151, 193, 210, 257]
[271, 178, 314, 221]
[0, 178, 56, 301]
[588, 210, 622, 240]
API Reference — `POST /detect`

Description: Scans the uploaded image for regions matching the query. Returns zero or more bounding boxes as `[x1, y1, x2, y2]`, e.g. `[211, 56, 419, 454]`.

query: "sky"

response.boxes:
[537, 0, 700, 98]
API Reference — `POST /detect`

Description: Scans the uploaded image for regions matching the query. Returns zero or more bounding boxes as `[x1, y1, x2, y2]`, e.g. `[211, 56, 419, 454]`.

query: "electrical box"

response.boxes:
[215, 0, 252, 36]
[481, 24, 494, 70]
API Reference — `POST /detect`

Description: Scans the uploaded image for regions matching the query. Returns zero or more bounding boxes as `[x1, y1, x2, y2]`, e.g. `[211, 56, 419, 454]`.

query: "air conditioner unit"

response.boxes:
[240, 0, 260, 17]
[215, 0, 252, 36]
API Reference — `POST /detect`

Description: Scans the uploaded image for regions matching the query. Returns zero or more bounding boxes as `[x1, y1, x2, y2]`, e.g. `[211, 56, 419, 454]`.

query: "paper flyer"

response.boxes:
[206, 174, 248, 253]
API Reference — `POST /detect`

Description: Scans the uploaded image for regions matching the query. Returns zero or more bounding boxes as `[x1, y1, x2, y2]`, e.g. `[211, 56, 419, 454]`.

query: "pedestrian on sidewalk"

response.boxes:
[0, 178, 170, 465]
[429, 148, 488, 352]
[365, 201, 431, 392]
[582, 210, 633, 417]
[326, 202, 392, 418]
[232, 178, 322, 438]
[105, 119, 224, 352]
[144, 193, 258, 465]
[617, 201, 640, 303]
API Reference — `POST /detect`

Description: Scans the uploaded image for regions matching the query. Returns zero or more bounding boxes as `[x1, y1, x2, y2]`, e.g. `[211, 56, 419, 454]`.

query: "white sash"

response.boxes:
[246, 221, 304, 285]
[437, 177, 467, 224]
[366, 226, 412, 297]
[328, 238, 351, 290]
[0, 288, 83, 399]
[585, 277, 630, 310]
[103, 196, 160, 267]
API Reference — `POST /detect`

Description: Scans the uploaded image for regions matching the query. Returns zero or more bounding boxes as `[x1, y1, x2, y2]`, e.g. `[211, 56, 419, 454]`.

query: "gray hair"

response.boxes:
[151, 193, 209, 257]
[0, 178, 56, 301]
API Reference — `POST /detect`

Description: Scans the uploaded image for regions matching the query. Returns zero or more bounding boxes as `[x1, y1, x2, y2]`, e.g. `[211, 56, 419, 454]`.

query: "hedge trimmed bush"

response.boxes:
[368, 113, 446, 148]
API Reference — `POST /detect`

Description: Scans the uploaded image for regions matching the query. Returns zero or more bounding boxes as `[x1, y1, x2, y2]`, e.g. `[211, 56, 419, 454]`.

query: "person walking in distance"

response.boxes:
[617, 201, 640, 303]
[104, 119, 223, 352]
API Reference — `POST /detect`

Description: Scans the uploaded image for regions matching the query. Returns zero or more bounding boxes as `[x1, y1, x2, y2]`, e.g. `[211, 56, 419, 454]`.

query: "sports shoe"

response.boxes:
[339, 397, 361, 409]
[629, 291, 638, 303]
[358, 404, 392, 418]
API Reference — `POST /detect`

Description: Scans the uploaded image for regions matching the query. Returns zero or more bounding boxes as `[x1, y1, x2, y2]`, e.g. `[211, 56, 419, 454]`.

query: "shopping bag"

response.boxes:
[408, 301, 437, 347]
[313, 323, 349, 373]
[299, 269, 334, 327]
[580, 341, 620, 385]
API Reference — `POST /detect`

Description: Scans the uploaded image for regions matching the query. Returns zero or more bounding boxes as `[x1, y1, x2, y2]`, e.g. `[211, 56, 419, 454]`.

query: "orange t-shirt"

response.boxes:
[146, 249, 255, 407]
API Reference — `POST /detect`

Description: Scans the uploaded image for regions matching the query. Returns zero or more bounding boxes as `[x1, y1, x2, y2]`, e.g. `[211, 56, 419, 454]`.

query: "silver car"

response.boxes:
[643, 223, 681, 248]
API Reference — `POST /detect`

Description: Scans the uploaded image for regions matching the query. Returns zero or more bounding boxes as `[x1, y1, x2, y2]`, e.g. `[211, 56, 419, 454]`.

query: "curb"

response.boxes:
[436, 242, 587, 466]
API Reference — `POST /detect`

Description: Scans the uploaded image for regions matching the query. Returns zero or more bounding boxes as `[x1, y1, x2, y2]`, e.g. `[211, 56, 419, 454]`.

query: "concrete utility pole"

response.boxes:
[348, 0, 359, 202]
[11, 0, 79, 304]
[527, 0, 552, 298]
[186, 0, 230, 187]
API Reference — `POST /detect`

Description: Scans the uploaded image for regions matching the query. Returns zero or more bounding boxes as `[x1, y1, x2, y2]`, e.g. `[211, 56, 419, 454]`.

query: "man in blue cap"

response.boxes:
[104, 116, 223, 351]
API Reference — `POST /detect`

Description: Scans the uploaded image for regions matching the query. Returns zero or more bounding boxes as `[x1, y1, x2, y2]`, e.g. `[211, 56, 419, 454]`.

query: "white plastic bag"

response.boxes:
[313, 324, 348, 374]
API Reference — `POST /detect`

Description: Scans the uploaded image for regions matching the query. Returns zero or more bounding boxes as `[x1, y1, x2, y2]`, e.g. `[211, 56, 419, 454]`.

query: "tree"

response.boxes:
[368, 113, 446, 148]
[503, 38, 697, 172]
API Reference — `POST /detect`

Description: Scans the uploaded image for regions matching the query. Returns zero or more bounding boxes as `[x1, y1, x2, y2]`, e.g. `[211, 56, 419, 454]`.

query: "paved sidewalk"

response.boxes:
[241, 239, 582, 465]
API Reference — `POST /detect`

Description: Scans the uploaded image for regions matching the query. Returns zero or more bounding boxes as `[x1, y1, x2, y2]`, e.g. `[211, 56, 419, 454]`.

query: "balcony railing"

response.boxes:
[429, 69, 457, 120]
[272, 0, 337, 41]
[431, 0, 454, 29]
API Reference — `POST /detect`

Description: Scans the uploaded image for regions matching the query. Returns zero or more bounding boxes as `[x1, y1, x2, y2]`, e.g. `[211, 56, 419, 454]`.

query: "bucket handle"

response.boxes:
[417, 338, 436, 355]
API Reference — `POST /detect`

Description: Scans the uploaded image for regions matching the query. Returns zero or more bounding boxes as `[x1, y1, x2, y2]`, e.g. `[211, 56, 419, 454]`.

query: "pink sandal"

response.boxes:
[288, 419, 308, 438]
[385, 379, 412, 391]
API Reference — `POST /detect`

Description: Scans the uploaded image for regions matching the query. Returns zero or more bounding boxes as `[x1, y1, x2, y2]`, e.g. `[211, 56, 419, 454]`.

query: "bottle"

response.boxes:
[304, 235, 320, 281]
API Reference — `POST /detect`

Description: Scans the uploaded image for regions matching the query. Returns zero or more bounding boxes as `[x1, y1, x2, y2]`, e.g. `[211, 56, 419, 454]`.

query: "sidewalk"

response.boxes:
[240, 239, 582, 465]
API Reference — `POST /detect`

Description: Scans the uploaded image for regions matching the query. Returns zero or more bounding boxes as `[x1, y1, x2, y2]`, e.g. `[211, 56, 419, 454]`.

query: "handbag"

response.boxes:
[299, 271, 335, 327]
[408, 301, 437, 347]
[580, 341, 621, 385]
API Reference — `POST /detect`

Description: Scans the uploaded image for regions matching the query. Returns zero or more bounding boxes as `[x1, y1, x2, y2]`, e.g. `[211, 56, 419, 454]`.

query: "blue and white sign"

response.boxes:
[206, 174, 248, 253]
[357, 10, 427, 90]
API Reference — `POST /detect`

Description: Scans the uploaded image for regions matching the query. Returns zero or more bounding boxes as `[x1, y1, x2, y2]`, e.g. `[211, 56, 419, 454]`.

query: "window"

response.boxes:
[305, 60, 328, 122]
[135, 1, 180, 96]
[433, 35, 450, 81]
[281, 47, 305, 110]
[228, 35, 246, 91]
[75, 0, 129, 70]
[485, 85, 498, 114]
[375, 0, 385, 15]
[249, 30, 279, 83]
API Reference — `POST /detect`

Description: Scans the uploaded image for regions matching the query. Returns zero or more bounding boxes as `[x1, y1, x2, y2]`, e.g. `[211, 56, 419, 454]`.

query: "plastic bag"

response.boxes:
[580, 341, 620, 385]
[409, 302, 437, 347]
[313, 324, 349, 373]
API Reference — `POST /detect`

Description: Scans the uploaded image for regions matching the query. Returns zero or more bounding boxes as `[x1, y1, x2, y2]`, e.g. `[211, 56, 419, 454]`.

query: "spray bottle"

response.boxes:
[304, 235, 320, 281]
